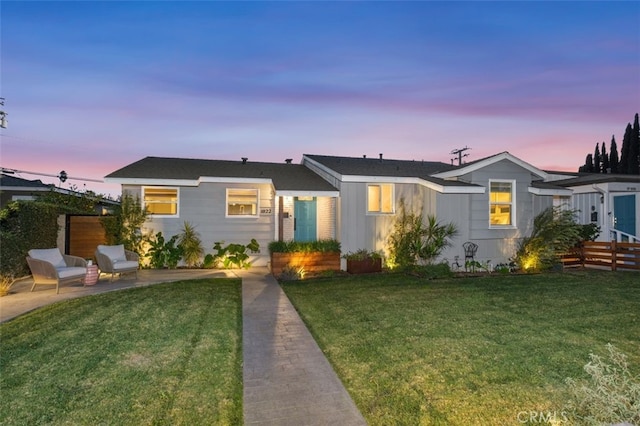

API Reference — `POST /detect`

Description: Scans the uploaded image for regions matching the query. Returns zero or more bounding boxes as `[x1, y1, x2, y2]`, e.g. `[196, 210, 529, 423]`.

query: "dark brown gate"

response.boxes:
[65, 215, 108, 261]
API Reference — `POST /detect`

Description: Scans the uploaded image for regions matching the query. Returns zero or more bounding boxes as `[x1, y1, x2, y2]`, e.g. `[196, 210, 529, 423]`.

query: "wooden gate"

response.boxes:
[65, 215, 108, 261]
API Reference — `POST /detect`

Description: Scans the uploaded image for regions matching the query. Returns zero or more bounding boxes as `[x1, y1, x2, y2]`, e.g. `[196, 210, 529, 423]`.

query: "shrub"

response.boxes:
[177, 221, 204, 267]
[342, 249, 382, 261]
[387, 199, 458, 269]
[146, 232, 182, 269]
[0, 201, 60, 280]
[268, 239, 341, 254]
[515, 207, 582, 272]
[213, 239, 260, 269]
[278, 264, 306, 281]
[565, 344, 640, 425]
[99, 194, 148, 255]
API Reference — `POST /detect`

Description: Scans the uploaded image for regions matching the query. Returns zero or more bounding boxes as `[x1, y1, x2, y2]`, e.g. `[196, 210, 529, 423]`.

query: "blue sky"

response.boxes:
[1, 1, 639, 197]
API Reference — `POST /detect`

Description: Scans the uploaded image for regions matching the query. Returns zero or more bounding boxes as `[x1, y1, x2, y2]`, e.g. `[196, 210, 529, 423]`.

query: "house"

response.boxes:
[105, 152, 640, 269]
[0, 172, 119, 214]
[0, 173, 60, 208]
[104, 157, 340, 266]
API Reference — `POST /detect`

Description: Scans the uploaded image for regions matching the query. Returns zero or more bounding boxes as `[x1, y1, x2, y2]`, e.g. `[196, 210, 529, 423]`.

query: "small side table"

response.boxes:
[83, 264, 99, 286]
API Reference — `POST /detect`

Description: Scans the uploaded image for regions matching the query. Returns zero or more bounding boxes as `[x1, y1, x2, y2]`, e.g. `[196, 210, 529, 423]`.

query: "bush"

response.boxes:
[146, 232, 182, 269]
[565, 344, 640, 425]
[212, 239, 260, 269]
[268, 239, 341, 254]
[177, 221, 204, 267]
[387, 199, 458, 269]
[515, 207, 582, 272]
[99, 194, 148, 255]
[0, 201, 60, 280]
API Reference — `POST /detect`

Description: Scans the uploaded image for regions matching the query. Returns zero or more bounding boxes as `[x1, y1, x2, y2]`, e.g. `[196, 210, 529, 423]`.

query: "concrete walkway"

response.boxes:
[239, 268, 367, 425]
[1, 267, 367, 425]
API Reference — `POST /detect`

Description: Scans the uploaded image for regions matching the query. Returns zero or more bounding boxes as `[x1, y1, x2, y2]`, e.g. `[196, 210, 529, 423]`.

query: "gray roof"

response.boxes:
[550, 173, 640, 187]
[304, 154, 457, 178]
[303, 154, 482, 188]
[106, 157, 338, 192]
[0, 173, 52, 190]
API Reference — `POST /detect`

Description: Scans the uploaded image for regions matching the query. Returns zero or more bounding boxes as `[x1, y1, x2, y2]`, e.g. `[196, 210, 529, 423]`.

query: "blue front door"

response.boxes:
[294, 197, 317, 242]
[613, 195, 636, 237]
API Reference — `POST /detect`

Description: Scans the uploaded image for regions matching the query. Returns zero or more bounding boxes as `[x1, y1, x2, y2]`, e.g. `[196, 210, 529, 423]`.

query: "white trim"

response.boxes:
[528, 186, 573, 196]
[226, 188, 260, 218]
[489, 179, 516, 228]
[276, 190, 340, 197]
[433, 152, 548, 180]
[143, 186, 180, 217]
[105, 176, 272, 186]
[367, 183, 395, 215]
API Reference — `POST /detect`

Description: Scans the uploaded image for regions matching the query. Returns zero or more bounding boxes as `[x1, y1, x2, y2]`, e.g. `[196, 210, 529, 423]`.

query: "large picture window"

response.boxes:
[143, 187, 179, 216]
[227, 188, 259, 217]
[367, 183, 394, 214]
[489, 180, 515, 226]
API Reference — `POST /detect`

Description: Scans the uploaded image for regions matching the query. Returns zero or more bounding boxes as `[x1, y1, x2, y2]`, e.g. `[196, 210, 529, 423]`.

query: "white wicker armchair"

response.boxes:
[95, 245, 139, 282]
[26, 248, 88, 294]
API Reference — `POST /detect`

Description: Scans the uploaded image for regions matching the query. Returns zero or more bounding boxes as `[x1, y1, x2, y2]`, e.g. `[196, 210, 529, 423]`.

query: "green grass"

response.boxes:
[281, 270, 640, 425]
[0, 279, 242, 426]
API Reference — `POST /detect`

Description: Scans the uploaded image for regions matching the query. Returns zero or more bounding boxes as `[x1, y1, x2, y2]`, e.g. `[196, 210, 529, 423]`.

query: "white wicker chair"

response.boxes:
[26, 248, 88, 294]
[95, 245, 139, 282]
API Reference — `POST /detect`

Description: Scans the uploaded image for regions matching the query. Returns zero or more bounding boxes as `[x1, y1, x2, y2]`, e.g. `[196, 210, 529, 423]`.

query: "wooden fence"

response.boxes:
[65, 215, 108, 261]
[562, 241, 640, 271]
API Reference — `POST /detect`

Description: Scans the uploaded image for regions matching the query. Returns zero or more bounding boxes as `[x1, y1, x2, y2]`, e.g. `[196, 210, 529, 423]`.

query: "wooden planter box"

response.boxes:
[270, 252, 341, 276]
[346, 258, 382, 274]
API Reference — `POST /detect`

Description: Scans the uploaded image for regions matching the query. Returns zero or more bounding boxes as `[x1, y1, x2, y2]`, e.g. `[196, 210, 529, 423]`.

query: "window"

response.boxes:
[144, 187, 178, 216]
[227, 188, 258, 216]
[489, 180, 514, 226]
[367, 183, 394, 214]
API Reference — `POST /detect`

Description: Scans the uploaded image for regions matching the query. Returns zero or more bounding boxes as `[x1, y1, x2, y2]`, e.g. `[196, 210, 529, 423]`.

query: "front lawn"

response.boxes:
[0, 279, 242, 425]
[282, 270, 640, 425]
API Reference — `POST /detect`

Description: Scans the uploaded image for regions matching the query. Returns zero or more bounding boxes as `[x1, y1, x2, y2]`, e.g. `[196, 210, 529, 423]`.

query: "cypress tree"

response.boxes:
[620, 122, 633, 174]
[583, 154, 594, 173]
[609, 135, 620, 173]
[601, 141, 609, 173]
[631, 113, 640, 174]
[593, 143, 601, 173]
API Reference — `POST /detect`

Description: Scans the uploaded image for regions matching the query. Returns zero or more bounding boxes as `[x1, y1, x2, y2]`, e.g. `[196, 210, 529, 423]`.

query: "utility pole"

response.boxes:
[0, 98, 7, 129]
[450, 146, 471, 165]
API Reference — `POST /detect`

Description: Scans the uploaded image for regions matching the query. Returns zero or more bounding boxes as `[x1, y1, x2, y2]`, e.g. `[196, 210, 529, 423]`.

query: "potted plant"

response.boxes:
[343, 249, 383, 274]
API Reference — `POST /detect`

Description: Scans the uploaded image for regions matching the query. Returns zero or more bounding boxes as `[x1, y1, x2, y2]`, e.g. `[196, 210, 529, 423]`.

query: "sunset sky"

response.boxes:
[1, 1, 639, 197]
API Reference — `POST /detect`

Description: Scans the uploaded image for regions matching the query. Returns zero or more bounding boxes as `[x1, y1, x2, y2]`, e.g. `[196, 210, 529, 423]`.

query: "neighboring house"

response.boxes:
[545, 172, 640, 243]
[0, 172, 119, 214]
[0, 173, 58, 208]
[105, 152, 640, 268]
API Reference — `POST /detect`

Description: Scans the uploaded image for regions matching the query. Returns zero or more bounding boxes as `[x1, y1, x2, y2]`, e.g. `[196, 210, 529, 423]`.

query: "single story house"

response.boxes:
[105, 152, 639, 268]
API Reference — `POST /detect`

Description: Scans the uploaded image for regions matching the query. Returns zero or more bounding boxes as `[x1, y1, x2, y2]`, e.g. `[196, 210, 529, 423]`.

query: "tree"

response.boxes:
[581, 154, 594, 173]
[620, 123, 633, 174]
[593, 143, 601, 173]
[609, 135, 620, 173]
[99, 194, 149, 255]
[631, 113, 640, 174]
[601, 142, 609, 173]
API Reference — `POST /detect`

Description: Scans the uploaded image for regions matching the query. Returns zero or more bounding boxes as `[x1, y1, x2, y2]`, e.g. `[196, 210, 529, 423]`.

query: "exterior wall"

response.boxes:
[454, 159, 546, 266]
[124, 182, 275, 266]
[278, 196, 336, 241]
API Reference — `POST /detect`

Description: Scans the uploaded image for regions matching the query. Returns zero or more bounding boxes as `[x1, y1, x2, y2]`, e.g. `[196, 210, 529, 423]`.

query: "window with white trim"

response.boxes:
[367, 183, 394, 214]
[489, 180, 515, 226]
[227, 188, 259, 217]
[143, 187, 179, 216]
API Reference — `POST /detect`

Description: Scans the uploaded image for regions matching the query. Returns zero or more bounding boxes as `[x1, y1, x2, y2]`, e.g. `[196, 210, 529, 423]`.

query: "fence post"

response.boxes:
[611, 240, 617, 272]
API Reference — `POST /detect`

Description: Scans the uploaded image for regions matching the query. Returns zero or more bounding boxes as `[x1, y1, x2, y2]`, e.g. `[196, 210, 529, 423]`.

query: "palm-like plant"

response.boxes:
[177, 221, 204, 267]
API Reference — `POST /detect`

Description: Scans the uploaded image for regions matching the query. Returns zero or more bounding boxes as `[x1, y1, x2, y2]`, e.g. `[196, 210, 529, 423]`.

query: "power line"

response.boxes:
[0, 167, 104, 183]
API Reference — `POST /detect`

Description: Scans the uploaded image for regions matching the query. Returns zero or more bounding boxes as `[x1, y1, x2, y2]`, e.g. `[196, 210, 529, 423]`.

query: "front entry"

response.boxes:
[294, 197, 317, 242]
[613, 194, 636, 237]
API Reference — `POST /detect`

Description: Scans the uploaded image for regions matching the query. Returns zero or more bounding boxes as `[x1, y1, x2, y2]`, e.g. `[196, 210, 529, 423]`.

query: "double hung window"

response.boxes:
[489, 180, 514, 226]
[143, 187, 178, 216]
